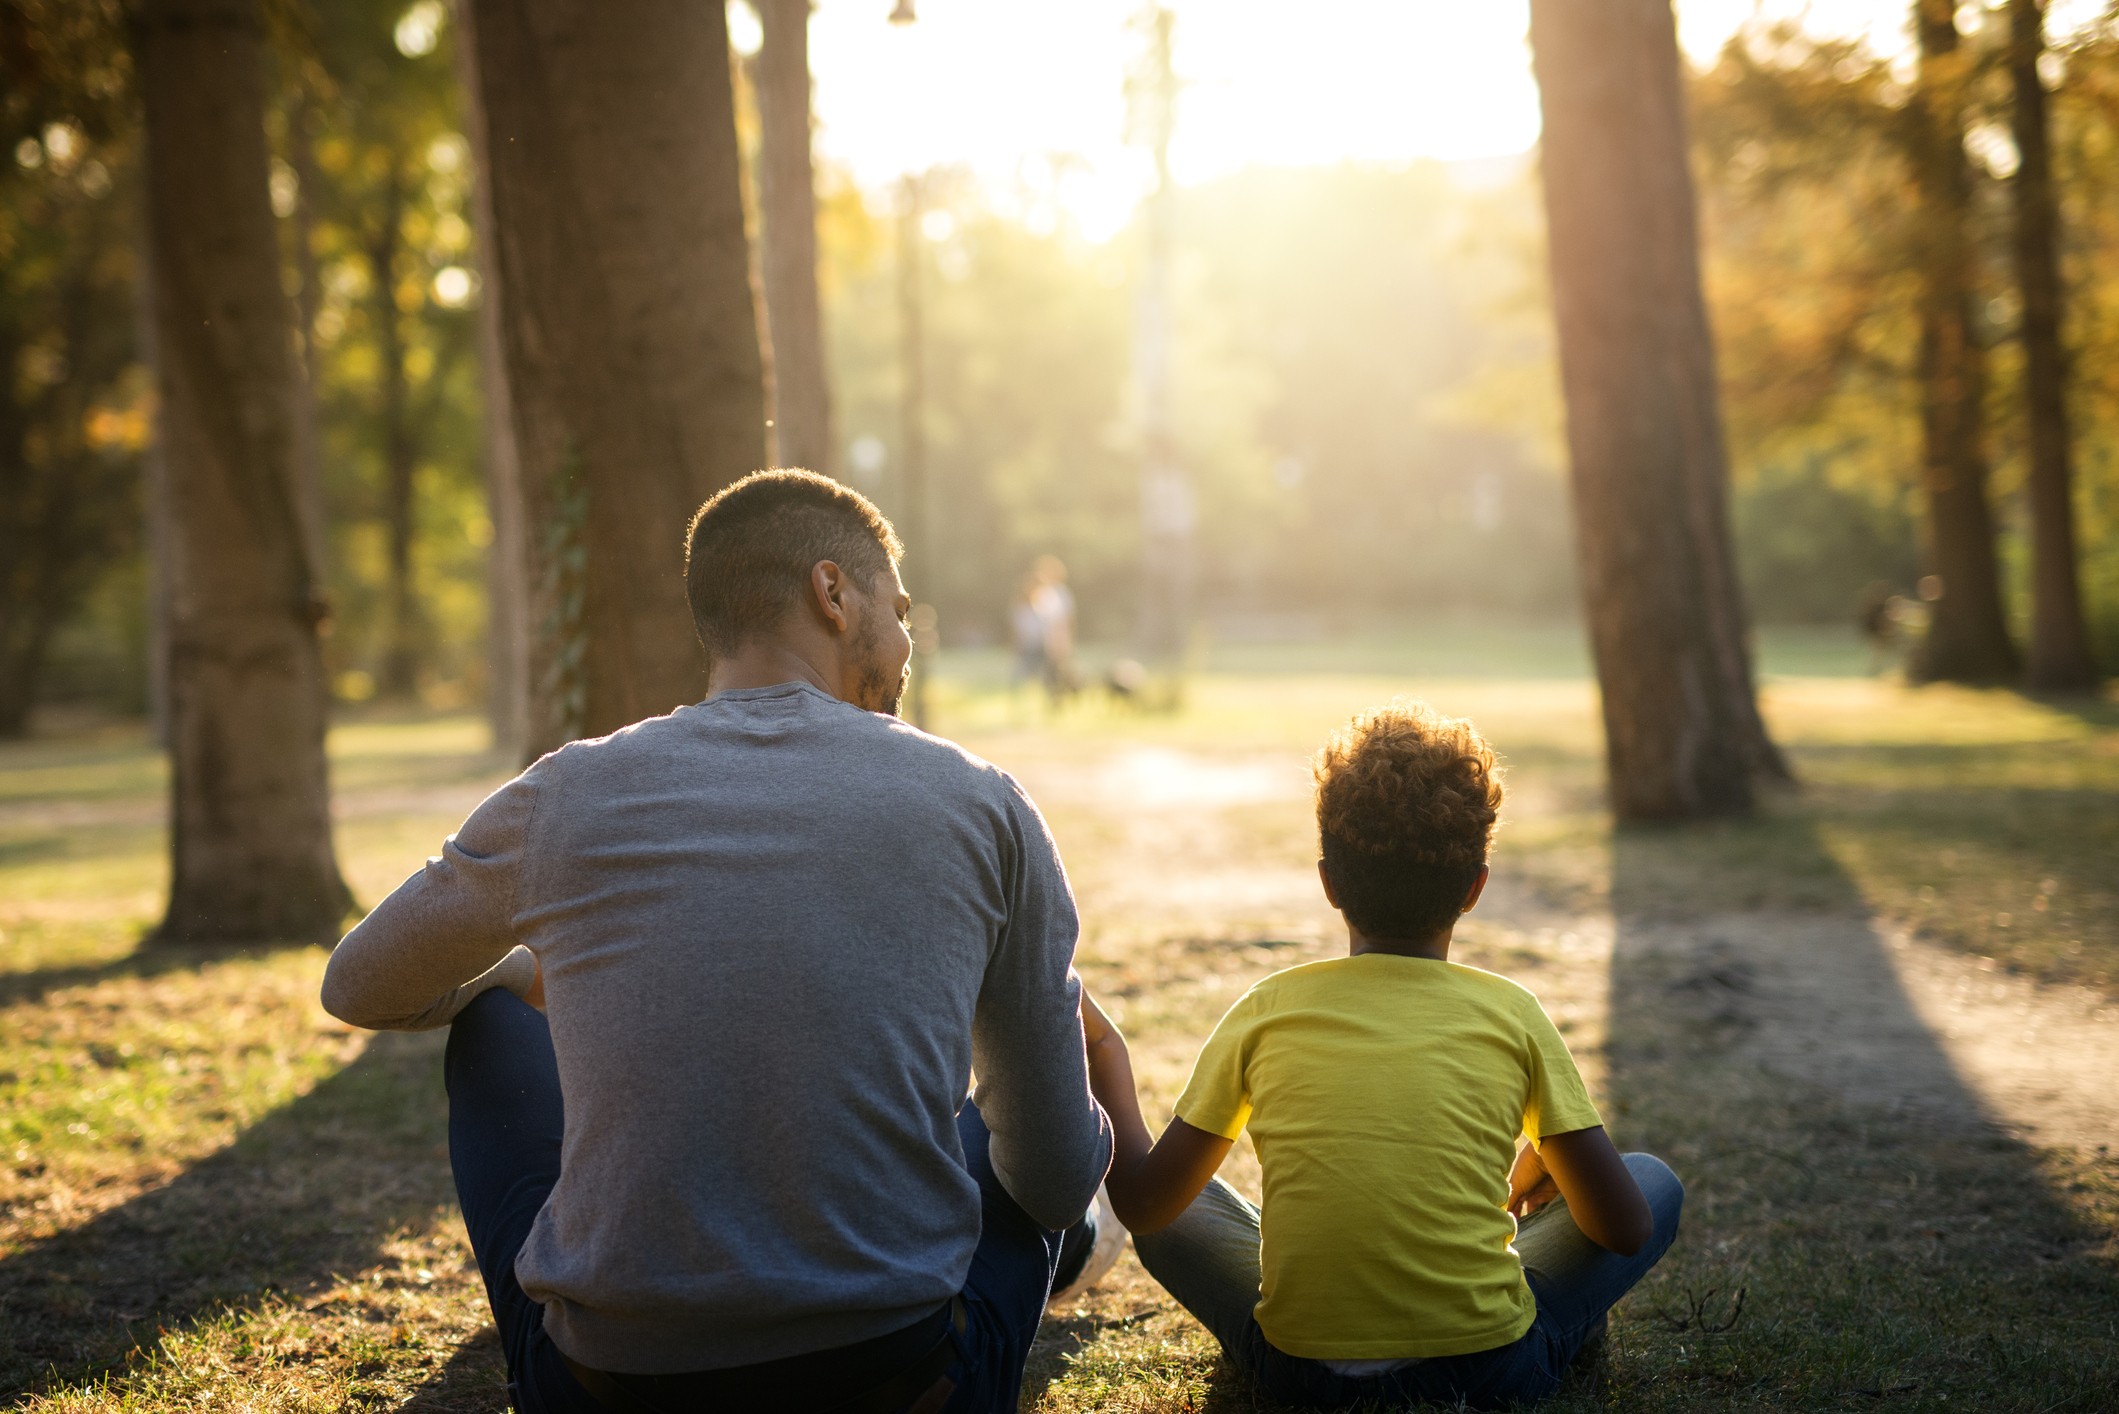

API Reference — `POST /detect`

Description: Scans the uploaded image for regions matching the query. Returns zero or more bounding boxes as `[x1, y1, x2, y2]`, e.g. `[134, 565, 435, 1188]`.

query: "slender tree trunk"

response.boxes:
[754, 0, 832, 476]
[2010, 0, 2099, 691]
[0, 312, 38, 735]
[466, 0, 767, 752]
[372, 170, 422, 699]
[285, 91, 332, 628]
[1907, 1, 2020, 684]
[1528, 0, 1781, 821]
[136, 220, 172, 748]
[451, 0, 529, 759]
[134, 0, 351, 943]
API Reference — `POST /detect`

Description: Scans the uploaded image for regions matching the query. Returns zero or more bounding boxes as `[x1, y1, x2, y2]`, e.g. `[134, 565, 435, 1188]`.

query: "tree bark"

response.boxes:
[2009, 0, 2099, 691]
[754, 0, 832, 477]
[134, 0, 351, 943]
[1906, 0, 2020, 684]
[371, 167, 423, 699]
[451, 0, 529, 759]
[465, 0, 767, 752]
[284, 91, 332, 640]
[1528, 0, 1781, 821]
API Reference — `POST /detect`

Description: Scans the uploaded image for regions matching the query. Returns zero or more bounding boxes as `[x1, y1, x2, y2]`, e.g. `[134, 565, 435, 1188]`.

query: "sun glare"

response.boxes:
[795, 0, 2115, 244]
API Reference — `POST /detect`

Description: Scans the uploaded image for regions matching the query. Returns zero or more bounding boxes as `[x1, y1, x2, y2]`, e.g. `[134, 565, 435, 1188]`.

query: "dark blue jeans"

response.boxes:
[444, 988, 1076, 1413]
[1132, 1154, 1684, 1410]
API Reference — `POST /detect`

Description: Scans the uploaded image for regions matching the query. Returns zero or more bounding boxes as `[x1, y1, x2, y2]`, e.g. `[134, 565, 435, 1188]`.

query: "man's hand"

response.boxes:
[1079, 988, 1113, 1048]
[1506, 1139, 1560, 1219]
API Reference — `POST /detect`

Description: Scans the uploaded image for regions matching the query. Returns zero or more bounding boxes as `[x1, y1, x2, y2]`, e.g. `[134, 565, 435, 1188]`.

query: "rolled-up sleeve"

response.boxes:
[969, 778, 1114, 1230]
[321, 762, 544, 1031]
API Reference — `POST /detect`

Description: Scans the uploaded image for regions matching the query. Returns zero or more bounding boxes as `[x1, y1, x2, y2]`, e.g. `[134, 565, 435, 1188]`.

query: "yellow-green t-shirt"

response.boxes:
[1173, 954, 1604, 1361]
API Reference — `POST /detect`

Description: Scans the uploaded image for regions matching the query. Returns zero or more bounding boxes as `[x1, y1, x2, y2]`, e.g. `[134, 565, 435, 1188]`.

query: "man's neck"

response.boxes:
[706, 642, 841, 702]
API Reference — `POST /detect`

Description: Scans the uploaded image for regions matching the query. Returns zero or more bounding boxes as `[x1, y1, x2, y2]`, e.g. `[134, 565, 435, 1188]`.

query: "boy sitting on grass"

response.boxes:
[1080, 700, 1683, 1410]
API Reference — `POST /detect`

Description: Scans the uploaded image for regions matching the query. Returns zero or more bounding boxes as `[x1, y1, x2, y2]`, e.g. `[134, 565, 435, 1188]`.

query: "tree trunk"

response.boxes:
[372, 168, 422, 699]
[754, 0, 832, 477]
[2010, 0, 2099, 691]
[465, 0, 767, 752]
[285, 91, 332, 636]
[451, 0, 529, 759]
[1528, 0, 1781, 821]
[1906, 1, 2020, 684]
[134, 0, 351, 943]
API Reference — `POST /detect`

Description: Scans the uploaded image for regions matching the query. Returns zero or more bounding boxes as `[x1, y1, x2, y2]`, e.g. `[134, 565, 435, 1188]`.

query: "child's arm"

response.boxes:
[1081, 986, 1233, 1234]
[1506, 1126, 1652, 1255]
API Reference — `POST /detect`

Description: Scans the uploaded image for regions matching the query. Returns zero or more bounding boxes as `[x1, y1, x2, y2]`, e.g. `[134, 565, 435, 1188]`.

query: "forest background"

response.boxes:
[5, 0, 2118, 730]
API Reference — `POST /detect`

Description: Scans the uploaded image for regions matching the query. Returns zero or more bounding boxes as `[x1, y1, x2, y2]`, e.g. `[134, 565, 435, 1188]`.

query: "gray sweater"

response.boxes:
[321, 683, 1112, 1372]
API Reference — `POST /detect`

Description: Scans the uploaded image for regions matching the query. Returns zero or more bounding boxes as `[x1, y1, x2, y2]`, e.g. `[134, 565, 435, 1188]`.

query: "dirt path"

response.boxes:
[1004, 742, 2119, 1153]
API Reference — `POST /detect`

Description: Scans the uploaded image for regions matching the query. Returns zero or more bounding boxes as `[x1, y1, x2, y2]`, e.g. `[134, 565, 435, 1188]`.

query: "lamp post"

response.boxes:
[1129, 5, 1190, 664]
[897, 171, 934, 730]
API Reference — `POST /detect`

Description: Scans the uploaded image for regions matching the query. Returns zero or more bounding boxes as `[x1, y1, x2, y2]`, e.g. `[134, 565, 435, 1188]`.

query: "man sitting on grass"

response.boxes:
[323, 470, 1116, 1414]
[1078, 699, 1683, 1410]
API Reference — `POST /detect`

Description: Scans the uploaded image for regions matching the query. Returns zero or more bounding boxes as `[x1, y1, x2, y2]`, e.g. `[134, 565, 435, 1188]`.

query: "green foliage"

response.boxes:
[1693, 12, 2119, 648]
[0, 112, 144, 731]
[281, 0, 483, 707]
[1734, 457, 1924, 623]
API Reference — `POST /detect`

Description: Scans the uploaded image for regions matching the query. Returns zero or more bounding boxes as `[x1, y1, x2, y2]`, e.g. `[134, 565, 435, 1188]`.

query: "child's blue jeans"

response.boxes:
[1131, 1153, 1684, 1410]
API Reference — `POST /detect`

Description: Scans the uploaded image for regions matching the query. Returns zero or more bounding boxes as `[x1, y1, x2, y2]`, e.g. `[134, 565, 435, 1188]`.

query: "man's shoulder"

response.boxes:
[541, 696, 1029, 809]
[866, 714, 1029, 807]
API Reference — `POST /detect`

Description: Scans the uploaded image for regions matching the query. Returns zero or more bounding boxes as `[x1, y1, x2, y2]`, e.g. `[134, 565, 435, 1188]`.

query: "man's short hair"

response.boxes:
[1313, 699, 1504, 942]
[684, 470, 904, 660]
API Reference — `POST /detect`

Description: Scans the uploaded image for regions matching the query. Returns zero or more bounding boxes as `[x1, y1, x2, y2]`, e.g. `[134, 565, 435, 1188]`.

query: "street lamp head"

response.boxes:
[888, 0, 917, 24]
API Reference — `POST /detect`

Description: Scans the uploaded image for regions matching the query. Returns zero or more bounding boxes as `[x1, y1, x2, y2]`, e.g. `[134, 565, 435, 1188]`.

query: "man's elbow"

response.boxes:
[318, 960, 392, 1032]
[318, 968, 358, 1027]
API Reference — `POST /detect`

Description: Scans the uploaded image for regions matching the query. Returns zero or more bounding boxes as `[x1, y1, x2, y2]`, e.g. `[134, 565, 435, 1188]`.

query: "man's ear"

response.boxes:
[809, 560, 854, 634]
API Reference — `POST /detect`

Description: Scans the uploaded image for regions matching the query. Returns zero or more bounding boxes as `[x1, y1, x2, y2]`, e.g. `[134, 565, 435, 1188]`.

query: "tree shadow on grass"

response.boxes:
[0, 1029, 456, 1401]
[1600, 817, 2118, 1411]
[0, 940, 309, 1012]
[2022, 686, 2119, 734]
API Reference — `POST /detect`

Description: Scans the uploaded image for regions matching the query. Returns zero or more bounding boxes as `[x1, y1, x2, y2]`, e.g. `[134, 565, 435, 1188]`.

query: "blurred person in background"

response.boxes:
[1010, 571, 1048, 699]
[1030, 556, 1079, 704]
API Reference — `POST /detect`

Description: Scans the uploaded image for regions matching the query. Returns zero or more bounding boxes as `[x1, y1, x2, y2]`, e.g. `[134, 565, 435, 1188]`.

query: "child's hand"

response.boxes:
[1506, 1139, 1560, 1219]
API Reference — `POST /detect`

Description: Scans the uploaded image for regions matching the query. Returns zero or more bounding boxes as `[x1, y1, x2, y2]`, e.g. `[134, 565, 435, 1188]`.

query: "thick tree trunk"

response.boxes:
[1528, 0, 1781, 821]
[372, 170, 422, 699]
[465, 0, 767, 752]
[134, 0, 351, 943]
[451, 0, 529, 759]
[754, 0, 832, 476]
[2010, 0, 2099, 691]
[1907, 1, 2020, 684]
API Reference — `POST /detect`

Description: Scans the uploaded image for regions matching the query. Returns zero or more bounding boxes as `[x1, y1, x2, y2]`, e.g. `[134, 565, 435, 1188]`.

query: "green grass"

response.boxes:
[1, 647, 2114, 1411]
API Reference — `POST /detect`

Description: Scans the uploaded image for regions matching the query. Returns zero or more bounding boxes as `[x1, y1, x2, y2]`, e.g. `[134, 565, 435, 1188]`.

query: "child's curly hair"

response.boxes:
[1313, 699, 1504, 941]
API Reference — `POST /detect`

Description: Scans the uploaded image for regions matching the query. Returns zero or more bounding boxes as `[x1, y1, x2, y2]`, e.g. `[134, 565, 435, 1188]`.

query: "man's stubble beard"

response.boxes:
[852, 608, 909, 717]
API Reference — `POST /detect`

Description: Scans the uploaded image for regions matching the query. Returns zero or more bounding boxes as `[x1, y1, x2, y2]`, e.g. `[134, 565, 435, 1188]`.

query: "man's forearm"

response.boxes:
[321, 857, 522, 1029]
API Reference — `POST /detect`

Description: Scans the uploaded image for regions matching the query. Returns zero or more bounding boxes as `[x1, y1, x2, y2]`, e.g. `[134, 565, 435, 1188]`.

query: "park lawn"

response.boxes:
[0, 658, 2113, 1411]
